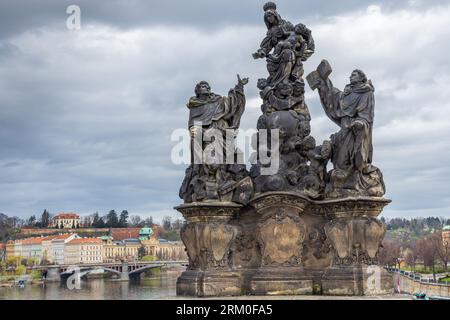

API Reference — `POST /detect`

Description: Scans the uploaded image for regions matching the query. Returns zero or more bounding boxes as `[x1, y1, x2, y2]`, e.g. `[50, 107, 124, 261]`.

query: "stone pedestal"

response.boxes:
[321, 265, 394, 296]
[250, 268, 314, 295]
[177, 270, 242, 297]
[249, 193, 312, 295]
[175, 193, 393, 297]
[314, 197, 393, 295]
[175, 202, 242, 297]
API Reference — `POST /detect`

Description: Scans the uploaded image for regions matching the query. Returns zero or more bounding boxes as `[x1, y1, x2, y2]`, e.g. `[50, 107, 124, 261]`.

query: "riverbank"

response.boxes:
[0, 275, 44, 287]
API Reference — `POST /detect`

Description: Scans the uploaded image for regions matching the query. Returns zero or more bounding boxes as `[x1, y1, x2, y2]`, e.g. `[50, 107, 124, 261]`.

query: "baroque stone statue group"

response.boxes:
[176, 2, 393, 296]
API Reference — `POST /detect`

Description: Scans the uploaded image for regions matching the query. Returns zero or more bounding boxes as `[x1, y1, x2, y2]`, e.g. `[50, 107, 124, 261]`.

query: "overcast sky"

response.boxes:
[0, 0, 449, 222]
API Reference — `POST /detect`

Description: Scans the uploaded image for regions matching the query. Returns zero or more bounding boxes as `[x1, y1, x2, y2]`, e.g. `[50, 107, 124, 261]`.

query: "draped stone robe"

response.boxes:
[187, 85, 246, 130]
[317, 79, 375, 172]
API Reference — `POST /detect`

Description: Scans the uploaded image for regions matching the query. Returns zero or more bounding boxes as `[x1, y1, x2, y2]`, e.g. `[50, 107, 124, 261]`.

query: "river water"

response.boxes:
[0, 271, 181, 300]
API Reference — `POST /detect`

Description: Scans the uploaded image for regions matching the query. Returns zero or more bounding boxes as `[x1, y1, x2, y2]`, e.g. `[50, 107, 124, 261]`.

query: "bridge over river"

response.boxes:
[34, 261, 188, 282]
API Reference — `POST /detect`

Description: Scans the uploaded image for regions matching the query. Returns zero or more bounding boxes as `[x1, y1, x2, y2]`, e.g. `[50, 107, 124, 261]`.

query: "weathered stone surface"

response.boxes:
[176, 203, 241, 271]
[175, 2, 392, 297]
[251, 274, 314, 295]
[322, 266, 394, 296]
[179, 76, 253, 205]
[175, 193, 392, 296]
[177, 270, 242, 297]
[258, 212, 306, 266]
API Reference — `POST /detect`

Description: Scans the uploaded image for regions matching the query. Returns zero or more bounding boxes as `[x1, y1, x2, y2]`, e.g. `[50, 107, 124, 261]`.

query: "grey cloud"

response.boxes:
[0, 2, 450, 220]
[1, 0, 449, 38]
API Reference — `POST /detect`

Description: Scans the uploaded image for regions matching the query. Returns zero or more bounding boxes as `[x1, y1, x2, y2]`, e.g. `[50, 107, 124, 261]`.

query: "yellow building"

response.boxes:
[443, 225, 450, 246]
[140, 238, 187, 261]
[102, 237, 141, 262]
[5, 241, 16, 260]
[140, 237, 160, 257]
[0, 243, 5, 261]
[155, 240, 187, 261]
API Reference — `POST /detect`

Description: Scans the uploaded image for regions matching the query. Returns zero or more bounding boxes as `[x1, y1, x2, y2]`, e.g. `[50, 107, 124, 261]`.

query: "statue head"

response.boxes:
[294, 23, 309, 36]
[299, 121, 311, 137]
[263, 2, 277, 12]
[350, 69, 367, 85]
[264, 10, 280, 28]
[195, 81, 211, 98]
[302, 135, 316, 151]
[257, 78, 268, 90]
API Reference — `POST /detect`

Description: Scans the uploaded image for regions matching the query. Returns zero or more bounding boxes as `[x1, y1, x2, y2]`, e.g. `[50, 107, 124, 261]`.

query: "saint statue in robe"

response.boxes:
[315, 69, 385, 197]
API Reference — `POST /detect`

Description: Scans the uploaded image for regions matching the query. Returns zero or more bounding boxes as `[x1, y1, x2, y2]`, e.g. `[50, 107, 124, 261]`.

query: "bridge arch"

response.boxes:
[101, 267, 122, 276]
[128, 264, 164, 275]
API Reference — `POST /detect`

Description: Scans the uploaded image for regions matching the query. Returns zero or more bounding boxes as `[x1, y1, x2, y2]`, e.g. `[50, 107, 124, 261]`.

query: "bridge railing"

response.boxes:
[34, 260, 188, 269]
[387, 267, 450, 286]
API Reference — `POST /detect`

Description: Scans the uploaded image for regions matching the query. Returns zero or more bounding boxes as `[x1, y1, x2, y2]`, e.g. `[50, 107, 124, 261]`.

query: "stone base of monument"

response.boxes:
[175, 202, 243, 297]
[176, 270, 242, 297]
[321, 266, 395, 296]
[175, 193, 393, 297]
[249, 268, 314, 295]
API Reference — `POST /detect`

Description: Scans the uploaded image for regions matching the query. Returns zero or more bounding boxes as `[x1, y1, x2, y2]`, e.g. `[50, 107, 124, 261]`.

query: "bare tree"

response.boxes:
[379, 240, 400, 268]
[83, 216, 92, 228]
[130, 215, 142, 227]
[172, 218, 184, 230]
[162, 216, 172, 230]
[143, 217, 153, 227]
[430, 231, 449, 272]
[417, 237, 438, 280]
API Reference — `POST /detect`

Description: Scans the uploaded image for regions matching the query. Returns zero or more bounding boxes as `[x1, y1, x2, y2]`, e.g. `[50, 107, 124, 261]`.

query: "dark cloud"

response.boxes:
[0, 1, 449, 220]
[1, 0, 449, 38]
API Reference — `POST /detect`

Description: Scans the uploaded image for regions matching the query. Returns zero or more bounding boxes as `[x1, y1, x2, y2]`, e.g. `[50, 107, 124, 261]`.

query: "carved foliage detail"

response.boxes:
[303, 225, 332, 260]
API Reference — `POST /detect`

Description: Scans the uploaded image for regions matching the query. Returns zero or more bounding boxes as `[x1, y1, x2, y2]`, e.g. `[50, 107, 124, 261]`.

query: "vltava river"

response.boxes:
[0, 272, 180, 300]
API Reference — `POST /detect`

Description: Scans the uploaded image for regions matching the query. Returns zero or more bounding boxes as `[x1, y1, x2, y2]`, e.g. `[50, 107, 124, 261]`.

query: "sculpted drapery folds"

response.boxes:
[180, 75, 254, 205]
[250, 2, 319, 196]
[318, 70, 374, 171]
[176, 2, 392, 297]
[187, 76, 247, 132]
[180, 3, 385, 202]
[311, 65, 385, 198]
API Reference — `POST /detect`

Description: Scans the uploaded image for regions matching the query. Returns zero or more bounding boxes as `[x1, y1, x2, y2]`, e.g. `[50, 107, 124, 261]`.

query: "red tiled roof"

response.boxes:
[42, 233, 76, 241]
[67, 238, 102, 245]
[41, 235, 56, 242]
[54, 213, 80, 219]
[111, 228, 140, 241]
[53, 233, 76, 240]
[21, 237, 45, 245]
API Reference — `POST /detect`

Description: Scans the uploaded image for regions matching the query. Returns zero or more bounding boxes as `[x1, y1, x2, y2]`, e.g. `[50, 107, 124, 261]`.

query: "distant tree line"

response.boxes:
[82, 210, 131, 228]
[0, 209, 186, 241]
[382, 216, 450, 238]
[0, 213, 24, 241]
